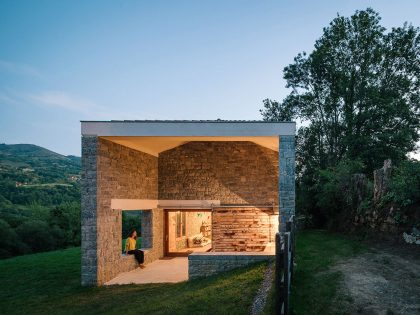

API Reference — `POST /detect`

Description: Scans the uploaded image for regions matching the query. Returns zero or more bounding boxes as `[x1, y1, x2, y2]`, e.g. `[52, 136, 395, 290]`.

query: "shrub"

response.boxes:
[15, 220, 55, 253]
[0, 219, 29, 258]
[386, 159, 420, 208]
[315, 159, 365, 229]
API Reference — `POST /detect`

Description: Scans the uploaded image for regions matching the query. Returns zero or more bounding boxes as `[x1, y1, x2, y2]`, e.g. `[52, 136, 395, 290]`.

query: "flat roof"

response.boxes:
[81, 120, 295, 137]
[80, 119, 294, 123]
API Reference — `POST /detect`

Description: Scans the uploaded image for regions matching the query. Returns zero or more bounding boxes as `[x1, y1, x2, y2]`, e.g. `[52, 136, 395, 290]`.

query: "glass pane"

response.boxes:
[182, 211, 186, 236]
[176, 211, 181, 238]
[167, 210, 212, 254]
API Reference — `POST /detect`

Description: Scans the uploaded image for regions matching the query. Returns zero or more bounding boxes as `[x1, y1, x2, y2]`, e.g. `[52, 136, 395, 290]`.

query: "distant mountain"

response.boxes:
[0, 144, 81, 184]
[0, 143, 80, 166]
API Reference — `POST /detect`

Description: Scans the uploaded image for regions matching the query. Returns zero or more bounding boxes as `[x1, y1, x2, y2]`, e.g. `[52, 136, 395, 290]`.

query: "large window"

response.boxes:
[167, 210, 212, 254]
[176, 211, 186, 238]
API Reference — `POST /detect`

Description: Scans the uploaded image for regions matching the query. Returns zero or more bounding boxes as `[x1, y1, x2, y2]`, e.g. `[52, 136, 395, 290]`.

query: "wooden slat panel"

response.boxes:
[212, 207, 276, 252]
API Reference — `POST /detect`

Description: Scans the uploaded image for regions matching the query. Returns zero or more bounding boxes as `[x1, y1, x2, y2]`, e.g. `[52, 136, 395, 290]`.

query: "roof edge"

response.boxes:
[80, 120, 295, 123]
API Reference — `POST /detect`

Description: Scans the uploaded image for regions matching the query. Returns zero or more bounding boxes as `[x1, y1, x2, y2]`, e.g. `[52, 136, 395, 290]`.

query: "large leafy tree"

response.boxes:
[261, 8, 419, 174]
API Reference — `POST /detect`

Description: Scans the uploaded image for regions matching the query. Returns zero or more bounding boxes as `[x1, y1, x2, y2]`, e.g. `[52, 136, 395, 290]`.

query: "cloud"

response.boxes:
[0, 92, 20, 105]
[29, 90, 145, 120]
[0, 59, 43, 79]
[30, 91, 102, 116]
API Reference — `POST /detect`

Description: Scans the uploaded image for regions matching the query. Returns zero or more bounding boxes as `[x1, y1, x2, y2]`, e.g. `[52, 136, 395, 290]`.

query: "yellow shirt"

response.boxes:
[125, 237, 137, 251]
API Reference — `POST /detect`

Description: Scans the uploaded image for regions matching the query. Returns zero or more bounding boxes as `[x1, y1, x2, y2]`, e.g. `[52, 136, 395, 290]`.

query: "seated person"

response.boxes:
[125, 229, 145, 269]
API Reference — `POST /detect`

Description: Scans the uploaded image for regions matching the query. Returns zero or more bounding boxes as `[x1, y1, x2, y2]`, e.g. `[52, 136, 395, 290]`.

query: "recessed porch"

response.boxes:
[80, 120, 296, 286]
[105, 257, 189, 285]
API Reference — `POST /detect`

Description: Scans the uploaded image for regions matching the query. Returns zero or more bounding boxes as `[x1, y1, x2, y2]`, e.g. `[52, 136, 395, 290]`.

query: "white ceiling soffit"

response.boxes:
[101, 136, 279, 156]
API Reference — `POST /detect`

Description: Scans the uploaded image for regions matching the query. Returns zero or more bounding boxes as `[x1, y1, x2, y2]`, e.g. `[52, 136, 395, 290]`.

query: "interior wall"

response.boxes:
[158, 141, 278, 205]
[96, 138, 160, 284]
[167, 211, 212, 252]
[168, 212, 177, 251]
[186, 211, 211, 236]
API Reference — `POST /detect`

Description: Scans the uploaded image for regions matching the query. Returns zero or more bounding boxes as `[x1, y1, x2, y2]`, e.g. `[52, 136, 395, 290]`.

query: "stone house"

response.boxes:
[81, 120, 295, 285]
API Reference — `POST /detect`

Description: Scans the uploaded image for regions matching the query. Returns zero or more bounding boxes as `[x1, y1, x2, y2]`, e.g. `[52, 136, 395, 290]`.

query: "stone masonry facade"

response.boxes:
[188, 252, 274, 279]
[158, 141, 278, 204]
[279, 136, 295, 232]
[81, 136, 98, 286]
[82, 137, 162, 285]
[159, 141, 279, 253]
[82, 137, 295, 285]
[96, 138, 161, 284]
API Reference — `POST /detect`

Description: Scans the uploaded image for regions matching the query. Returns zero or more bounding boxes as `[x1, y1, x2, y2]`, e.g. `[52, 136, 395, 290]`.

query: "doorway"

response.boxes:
[164, 209, 212, 256]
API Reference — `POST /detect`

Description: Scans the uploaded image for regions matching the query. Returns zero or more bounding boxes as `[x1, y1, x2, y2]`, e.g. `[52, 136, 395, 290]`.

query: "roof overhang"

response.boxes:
[81, 121, 295, 156]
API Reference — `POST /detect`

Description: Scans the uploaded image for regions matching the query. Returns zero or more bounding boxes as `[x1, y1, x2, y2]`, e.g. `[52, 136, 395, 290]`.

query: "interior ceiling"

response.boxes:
[101, 136, 279, 156]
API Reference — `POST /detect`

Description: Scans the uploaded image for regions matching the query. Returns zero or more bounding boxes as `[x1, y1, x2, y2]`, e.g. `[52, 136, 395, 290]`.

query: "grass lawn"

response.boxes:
[0, 247, 266, 315]
[0, 230, 367, 315]
[263, 230, 366, 315]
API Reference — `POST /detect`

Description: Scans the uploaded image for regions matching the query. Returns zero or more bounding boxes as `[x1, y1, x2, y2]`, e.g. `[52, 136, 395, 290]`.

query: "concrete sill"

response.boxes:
[188, 251, 275, 260]
[122, 248, 151, 258]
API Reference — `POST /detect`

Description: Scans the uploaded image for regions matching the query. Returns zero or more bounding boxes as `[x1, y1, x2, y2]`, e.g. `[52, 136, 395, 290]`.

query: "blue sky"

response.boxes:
[0, 0, 419, 156]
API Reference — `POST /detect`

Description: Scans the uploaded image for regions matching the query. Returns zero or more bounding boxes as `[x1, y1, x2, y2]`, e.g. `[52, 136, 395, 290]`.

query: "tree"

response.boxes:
[15, 220, 55, 253]
[48, 203, 81, 247]
[261, 8, 420, 227]
[262, 8, 419, 174]
[0, 219, 16, 258]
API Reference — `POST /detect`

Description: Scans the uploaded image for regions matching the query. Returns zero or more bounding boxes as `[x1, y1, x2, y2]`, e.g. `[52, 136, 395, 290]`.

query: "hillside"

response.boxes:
[0, 143, 81, 258]
[0, 143, 81, 184]
[0, 143, 81, 205]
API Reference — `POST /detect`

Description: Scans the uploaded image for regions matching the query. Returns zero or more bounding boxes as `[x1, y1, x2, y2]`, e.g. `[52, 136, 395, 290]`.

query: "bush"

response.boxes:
[0, 219, 29, 258]
[48, 203, 80, 247]
[386, 159, 420, 208]
[15, 220, 55, 253]
[0, 219, 17, 258]
[315, 159, 365, 229]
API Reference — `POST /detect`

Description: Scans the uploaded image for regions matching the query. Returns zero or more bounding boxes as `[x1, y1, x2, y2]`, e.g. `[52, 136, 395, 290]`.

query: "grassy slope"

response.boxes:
[263, 230, 366, 315]
[0, 247, 266, 315]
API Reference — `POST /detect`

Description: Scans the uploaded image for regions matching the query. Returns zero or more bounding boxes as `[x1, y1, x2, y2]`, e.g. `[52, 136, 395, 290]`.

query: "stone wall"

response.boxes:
[373, 159, 392, 203]
[158, 141, 280, 252]
[159, 141, 278, 204]
[143, 208, 163, 263]
[188, 252, 274, 279]
[158, 141, 278, 205]
[353, 160, 406, 236]
[212, 207, 277, 252]
[84, 138, 162, 285]
[279, 136, 296, 232]
[82, 137, 295, 285]
[81, 136, 98, 286]
[158, 141, 281, 252]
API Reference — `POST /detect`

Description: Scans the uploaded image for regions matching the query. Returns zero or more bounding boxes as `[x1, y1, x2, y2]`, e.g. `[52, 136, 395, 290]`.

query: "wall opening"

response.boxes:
[165, 209, 212, 256]
[122, 210, 142, 253]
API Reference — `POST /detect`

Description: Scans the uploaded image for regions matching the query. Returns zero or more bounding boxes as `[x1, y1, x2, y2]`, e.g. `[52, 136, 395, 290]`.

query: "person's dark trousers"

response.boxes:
[128, 249, 144, 264]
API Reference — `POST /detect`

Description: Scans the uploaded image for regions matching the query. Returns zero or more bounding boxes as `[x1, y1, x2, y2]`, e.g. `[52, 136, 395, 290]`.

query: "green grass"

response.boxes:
[0, 247, 266, 315]
[264, 230, 366, 315]
[0, 230, 366, 315]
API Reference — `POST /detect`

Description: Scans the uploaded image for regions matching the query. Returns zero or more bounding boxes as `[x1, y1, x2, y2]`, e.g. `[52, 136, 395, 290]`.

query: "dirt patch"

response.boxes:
[331, 244, 420, 314]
